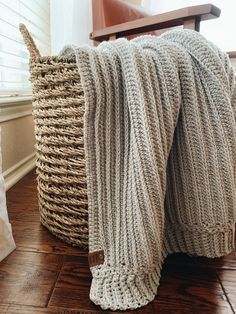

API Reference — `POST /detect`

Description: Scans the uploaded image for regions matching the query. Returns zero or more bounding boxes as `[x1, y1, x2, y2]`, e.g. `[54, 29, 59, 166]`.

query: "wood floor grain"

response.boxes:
[217, 270, 236, 312]
[0, 304, 102, 314]
[0, 169, 235, 313]
[0, 251, 63, 307]
[154, 263, 233, 314]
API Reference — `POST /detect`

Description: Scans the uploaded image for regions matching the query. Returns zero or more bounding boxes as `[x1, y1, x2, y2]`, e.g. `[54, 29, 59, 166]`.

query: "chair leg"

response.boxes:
[183, 18, 200, 31]
[109, 35, 117, 40]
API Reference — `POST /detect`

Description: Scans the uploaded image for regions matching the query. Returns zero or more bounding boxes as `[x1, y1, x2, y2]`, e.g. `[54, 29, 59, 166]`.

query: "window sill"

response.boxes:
[0, 96, 33, 123]
[0, 95, 32, 106]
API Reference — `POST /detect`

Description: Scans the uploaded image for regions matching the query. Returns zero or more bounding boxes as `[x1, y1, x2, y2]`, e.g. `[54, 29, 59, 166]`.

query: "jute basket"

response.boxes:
[19, 24, 88, 248]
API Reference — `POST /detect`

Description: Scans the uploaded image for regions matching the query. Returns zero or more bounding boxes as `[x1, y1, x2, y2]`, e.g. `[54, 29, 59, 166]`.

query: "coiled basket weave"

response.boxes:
[19, 24, 88, 248]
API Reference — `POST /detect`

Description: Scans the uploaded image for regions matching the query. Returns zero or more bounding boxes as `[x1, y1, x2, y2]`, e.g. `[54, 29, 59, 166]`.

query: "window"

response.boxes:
[0, 0, 51, 98]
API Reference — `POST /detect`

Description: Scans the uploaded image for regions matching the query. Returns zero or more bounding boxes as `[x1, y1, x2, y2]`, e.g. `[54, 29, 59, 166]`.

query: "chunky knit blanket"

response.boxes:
[62, 29, 236, 311]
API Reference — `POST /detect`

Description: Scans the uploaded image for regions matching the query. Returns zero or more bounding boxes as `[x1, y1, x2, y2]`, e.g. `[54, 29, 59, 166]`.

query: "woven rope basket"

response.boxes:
[19, 24, 89, 248]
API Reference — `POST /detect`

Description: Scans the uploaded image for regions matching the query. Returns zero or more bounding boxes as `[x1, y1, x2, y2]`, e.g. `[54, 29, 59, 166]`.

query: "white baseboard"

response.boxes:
[3, 153, 36, 191]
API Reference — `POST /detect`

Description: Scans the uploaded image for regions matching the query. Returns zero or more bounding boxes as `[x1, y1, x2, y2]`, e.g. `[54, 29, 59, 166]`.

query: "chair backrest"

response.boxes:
[90, 3, 221, 42]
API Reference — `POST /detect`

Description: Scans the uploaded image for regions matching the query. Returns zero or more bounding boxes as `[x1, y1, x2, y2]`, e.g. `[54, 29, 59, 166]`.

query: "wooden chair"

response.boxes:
[90, 3, 236, 62]
[90, 3, 221, 42]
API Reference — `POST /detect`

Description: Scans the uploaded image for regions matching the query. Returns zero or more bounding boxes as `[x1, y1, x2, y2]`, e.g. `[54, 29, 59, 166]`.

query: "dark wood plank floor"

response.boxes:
[1, 169, 235, 314]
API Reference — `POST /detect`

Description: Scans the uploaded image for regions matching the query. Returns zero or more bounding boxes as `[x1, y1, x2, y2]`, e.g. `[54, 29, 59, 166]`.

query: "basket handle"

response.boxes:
[19, 23, 41, 58]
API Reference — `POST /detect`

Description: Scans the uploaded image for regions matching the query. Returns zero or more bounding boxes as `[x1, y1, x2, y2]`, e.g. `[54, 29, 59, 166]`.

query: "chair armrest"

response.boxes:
[228, 51, 236, 59]
[90, 3, 221, 42]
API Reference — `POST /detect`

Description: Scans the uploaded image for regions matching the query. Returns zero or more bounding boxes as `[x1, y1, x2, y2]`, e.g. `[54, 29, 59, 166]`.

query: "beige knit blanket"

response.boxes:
[62, 29, 236, 311]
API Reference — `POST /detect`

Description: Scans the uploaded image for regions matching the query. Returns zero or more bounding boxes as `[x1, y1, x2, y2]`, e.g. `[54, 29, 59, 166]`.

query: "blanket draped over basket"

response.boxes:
[62, 29, 236, 311]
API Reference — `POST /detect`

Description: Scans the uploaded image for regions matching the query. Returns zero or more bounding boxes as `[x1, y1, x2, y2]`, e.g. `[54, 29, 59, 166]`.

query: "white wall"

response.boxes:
[141, 0, 236, 52]
[50, 0, 93, 55]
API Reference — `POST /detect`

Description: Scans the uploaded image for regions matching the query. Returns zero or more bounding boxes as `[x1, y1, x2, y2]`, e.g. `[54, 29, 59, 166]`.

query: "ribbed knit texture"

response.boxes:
[61, 29, 236, 311]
